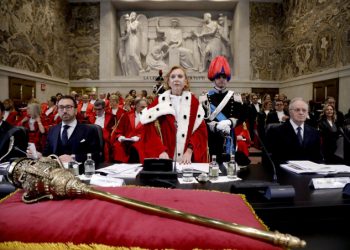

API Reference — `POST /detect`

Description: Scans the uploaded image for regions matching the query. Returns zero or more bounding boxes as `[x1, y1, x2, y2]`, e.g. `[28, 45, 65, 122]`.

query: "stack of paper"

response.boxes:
[89, 174, 125, 187]
[176, 163, 213, 174]
[97, 163, 143, 178]
[281, 161, 350, 174]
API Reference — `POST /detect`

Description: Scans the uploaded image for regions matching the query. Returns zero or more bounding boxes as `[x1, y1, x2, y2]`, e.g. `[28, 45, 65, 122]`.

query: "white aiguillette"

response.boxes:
[309, 177, 350, 189]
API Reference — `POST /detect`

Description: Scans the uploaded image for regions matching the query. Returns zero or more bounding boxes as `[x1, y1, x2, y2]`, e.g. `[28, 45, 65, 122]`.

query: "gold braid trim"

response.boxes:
[0, 242, 147, 250]
[0, 189, 19, 203]
[154, 119, 163, 144]
[111, 113, 124, 133]
[239, 194, 270, 231]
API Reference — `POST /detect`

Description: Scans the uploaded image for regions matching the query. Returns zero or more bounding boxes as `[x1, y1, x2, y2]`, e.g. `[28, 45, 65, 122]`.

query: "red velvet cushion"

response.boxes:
[0, 187, 282, 250]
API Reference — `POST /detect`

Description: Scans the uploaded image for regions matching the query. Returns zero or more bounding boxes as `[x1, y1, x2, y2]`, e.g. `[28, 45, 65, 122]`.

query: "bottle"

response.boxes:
[84, 153, 95, 178]
[227, 154, 237, 179]
[209, 155, 219, 180]
[68, 154, 79, 176]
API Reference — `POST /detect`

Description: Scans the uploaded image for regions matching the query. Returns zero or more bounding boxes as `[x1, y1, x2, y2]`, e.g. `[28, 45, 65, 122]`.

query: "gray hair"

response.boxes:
[289, 97, 308, 111]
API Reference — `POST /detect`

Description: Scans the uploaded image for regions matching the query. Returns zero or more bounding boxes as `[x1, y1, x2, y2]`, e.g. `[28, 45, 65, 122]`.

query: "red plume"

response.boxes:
[207, 56, 231, 81]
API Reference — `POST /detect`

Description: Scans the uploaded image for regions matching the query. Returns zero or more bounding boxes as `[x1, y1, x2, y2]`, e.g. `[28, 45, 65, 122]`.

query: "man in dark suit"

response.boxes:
[247, 93, 261, 143]
[266, 97, 323, 166]
[0, 101, 13, 160]
[30, 96, 102, 164]
[266, 99, 289, 125]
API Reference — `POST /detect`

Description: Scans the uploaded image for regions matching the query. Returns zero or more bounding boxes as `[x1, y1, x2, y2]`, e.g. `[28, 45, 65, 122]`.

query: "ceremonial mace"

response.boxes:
[7, 156, 306, 248]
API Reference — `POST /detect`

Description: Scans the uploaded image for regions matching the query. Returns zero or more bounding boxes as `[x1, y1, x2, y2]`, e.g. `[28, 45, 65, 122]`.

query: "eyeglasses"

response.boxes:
[94, 107, 104, 111]
[58, 105, 74, 111]
[290, 108, 308, 113]
[215, 74, 227, 80]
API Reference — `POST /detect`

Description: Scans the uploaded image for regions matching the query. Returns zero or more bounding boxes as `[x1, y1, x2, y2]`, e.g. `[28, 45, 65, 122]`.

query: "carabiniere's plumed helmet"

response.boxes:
[207, 56, 231, 82]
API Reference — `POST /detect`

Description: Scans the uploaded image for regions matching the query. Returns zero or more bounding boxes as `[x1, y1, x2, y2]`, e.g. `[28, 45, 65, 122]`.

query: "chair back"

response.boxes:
[85, 124, 104, 162]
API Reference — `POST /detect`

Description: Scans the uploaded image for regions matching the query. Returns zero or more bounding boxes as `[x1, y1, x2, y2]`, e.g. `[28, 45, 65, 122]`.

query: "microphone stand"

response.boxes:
[253, 130, 277, 183]
[173, 120, 178, 172]
[231, 129, 295, 200]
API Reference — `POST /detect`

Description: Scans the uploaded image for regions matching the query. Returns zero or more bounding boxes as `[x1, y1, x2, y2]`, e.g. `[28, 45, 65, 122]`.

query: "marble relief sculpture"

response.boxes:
[117, 12, 232, 76]
[119, 12, 148, 76]
[155, 18, 194, 70]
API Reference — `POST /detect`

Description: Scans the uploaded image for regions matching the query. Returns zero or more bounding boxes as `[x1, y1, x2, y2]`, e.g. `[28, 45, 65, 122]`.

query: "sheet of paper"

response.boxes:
[97, 163, 142, 178]
[89, 174, 125, 187]
[209, 176, 241, 183]
[282, 161, 350, 174]
[178, 177, 198, 184]
[311, 177, 350, 189]
[176, 163, 211, 173]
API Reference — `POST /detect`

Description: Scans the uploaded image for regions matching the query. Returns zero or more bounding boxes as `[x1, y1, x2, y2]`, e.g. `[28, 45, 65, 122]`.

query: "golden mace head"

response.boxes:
[7, 155, 90, 203]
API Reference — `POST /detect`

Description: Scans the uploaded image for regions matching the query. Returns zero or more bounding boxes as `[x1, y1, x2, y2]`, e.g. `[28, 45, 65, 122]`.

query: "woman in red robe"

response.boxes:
[140, 66, 208, 163]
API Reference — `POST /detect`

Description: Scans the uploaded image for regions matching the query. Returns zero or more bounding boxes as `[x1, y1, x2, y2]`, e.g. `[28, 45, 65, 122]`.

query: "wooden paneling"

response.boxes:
[313, 78, 339, 109]
[9, 77, 36, 108]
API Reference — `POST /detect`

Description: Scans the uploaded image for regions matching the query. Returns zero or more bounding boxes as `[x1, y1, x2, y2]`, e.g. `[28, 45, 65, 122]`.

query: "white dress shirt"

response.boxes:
[61, 119, 78, 140]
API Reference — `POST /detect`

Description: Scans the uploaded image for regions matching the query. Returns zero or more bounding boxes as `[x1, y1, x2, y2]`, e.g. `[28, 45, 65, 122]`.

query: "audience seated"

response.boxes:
[2, 90, 349, 168]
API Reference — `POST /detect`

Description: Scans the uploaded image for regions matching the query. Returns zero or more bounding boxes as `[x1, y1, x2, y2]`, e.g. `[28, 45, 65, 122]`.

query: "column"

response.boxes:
[233, 0, 250, 80]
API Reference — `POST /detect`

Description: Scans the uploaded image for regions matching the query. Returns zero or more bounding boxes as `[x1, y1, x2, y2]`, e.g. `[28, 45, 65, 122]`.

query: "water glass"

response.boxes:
[182, 166, 193, 182]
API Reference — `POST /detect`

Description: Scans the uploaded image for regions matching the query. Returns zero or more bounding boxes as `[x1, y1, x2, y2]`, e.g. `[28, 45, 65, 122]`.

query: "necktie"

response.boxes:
[296, 126, 303, 145]
[62, 125, 70, 145]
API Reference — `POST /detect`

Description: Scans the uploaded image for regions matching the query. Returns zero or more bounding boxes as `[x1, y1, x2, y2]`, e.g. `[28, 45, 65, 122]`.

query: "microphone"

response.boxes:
[173, 120, 178, 172]
[0, 136, 15, 162]
[254, 129, 278, 183]
[14, 146, 28, 156]
[339, 127, 350, 144]
[231, 129, 295, 200]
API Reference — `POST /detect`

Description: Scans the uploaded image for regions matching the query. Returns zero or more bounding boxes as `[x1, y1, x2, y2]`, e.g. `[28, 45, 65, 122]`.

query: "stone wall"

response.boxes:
[250, 0, 350, 81]
[68, 3, 100, 80]
[0, 0, 69, 79]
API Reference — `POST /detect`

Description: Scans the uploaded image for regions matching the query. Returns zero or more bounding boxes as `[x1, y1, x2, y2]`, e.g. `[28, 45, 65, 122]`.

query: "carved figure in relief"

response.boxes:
[295, 43, 313, 74]
[217, 14, 231, 59]
[155, 18, 194, 69]
[193, 13, 224, 72]
[119, 12, 148, 75]
[145, 41, 169, 71]
[320, 36, 329, 63]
